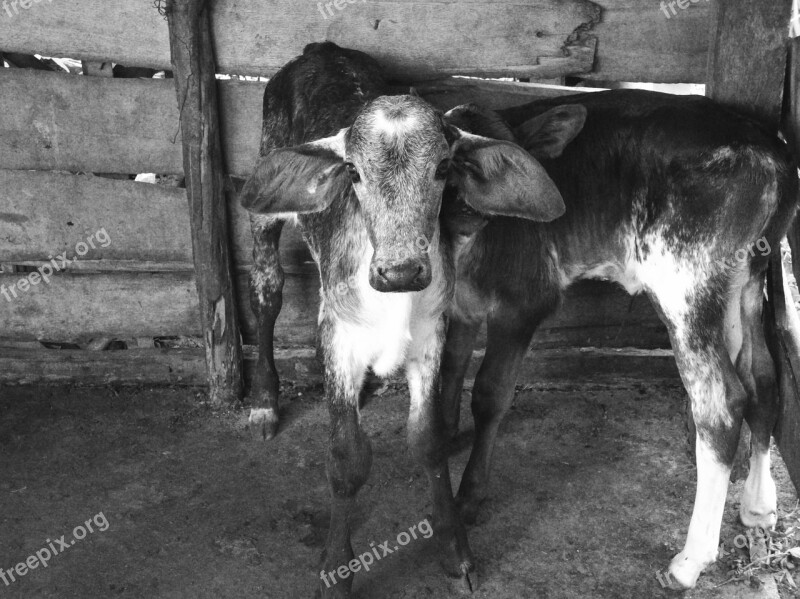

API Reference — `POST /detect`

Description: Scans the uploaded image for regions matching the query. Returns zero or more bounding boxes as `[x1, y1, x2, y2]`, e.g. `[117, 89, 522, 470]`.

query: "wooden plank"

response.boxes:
[0, 271, 668, 349]
[0, 69, 589, 177]
[706, 0, 792, 125]
[0, 0, 718, 83]
[0, 170, 189, 262]
[0, 0, 600, 81]
[0, 69, 185, 175]
[0, 345, 680, 387]
[0, 169, 310, 268]
[767, 251, 800, 492]
[583, 0, 711, 83]
[166, 0, 243, 404]
[783, 37, 800, 288]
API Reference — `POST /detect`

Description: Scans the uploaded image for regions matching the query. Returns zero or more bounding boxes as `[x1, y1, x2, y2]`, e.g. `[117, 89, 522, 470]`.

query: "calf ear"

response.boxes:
[450, 130, 565, 222]
[513, 104, 587, 160]
[240, 129, 349, 215]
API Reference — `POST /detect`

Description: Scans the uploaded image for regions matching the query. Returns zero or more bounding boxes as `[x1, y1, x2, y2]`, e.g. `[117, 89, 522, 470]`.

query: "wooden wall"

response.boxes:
[0, 0, 720, 384]
[0, 0, 711, 83]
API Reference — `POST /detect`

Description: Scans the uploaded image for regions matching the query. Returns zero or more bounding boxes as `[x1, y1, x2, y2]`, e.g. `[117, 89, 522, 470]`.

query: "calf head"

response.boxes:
[241, 94, 566, 292]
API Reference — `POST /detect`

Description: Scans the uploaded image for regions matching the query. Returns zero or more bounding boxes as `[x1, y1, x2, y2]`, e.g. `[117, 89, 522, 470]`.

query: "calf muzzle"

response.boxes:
[369, 256, 431, 292]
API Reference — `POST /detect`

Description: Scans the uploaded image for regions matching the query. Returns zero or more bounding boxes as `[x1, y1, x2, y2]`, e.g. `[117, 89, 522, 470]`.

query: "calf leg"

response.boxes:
[735, 276, 778, 528]
[248, 215, 285, 440]
[440, 318, 481, 441]
[407, 315, 477, 591]
[456, 306, 542, 524]
[318, 318, 371, 599]
[660, 302, 747, 589]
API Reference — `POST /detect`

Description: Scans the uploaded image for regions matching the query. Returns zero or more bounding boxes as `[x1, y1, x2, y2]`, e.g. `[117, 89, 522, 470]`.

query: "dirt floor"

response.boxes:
[0, 380, 798, 599]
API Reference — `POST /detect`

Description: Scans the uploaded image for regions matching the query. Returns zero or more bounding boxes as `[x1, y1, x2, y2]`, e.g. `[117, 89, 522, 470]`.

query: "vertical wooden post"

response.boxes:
[165, 0, 243, 404]
[704, 0, 792, 480]
[783, 10, 800, 287]
[706, 0, 792, 127]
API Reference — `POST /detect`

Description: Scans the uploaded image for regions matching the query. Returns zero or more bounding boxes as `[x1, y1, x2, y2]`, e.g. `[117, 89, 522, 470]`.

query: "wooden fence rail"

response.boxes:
[0, 0, 711, 82]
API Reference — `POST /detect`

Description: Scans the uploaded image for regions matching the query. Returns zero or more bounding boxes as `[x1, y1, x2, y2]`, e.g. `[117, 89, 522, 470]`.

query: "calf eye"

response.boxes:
[434, 159, 450, 180]
[344, 162, 360, 183]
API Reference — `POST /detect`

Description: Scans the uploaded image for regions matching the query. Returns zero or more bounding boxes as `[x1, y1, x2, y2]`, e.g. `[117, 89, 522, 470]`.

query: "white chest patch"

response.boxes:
[324, 233, 448, 379]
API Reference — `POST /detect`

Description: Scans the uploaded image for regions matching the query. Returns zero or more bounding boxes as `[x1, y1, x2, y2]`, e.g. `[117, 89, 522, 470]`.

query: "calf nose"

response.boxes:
[370, 258, 431, 292]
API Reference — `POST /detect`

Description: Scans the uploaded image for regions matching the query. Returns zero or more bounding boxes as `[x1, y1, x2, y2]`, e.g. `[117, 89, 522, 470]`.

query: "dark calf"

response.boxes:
[241, 42, 565, 597]
[440, 90, 798, 589]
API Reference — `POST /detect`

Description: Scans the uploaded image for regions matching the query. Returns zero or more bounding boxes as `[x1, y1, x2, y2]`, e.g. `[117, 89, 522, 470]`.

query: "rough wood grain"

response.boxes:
[0, 70, 591, 177]
[706, 0, 792, 126]
[0, 345, 680, 387]
[0, 271, 668, 349]
[0, 69, 185, 175]
[584, 0, 711, 83]
[0, 0, 601, 80]
[0, 169, 309, 268]
[783, 37, 800, 288]
[167, 0, 243, 404]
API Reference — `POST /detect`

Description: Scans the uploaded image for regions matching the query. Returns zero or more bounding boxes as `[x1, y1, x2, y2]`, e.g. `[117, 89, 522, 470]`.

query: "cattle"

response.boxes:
[240, 42, 567, 597]
[439, 91, 798, 589]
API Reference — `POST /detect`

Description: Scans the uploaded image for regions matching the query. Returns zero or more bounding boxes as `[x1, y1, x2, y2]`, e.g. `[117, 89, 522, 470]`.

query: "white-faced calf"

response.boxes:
[440, 91, 798, 590]
[240, 42, 566, 597]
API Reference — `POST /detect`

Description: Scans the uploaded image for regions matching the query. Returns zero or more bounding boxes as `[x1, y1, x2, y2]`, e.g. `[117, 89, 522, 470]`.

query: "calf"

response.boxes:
[440, 91, 798, 589]
[240, 42, 566, 597]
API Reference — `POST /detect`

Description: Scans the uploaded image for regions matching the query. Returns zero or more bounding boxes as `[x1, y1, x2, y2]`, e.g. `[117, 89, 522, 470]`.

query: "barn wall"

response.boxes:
[0, 0, 719, 382]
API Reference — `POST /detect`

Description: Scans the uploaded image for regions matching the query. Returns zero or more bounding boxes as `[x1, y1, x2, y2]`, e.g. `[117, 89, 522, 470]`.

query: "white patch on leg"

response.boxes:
[636, 235, 738, 429]
[740, 448, 778, 528]
[669, 438, 731, 589]
[406, 316, 445, 428]
[249, 407, 278, 426]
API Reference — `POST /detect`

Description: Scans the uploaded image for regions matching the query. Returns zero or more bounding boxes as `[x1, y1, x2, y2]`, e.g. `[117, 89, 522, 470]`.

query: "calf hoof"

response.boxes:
[740, 479, 778, 529]
[459, 563, 479, 594]
[436, 524, 478, 592]
[667, 550, 714, 590]
[740, 506, 777, 530]
[249, 407, 279, 441]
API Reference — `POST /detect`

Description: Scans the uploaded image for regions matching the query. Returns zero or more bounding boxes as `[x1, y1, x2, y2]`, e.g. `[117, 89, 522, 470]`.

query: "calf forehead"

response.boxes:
[348, 95, 448, 162]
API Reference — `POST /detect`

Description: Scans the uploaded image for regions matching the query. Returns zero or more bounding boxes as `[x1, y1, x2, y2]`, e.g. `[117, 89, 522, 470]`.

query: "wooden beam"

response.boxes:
[0, 271, 668, 349]
[0, 168, 315, 270]
[0, 0, 601, 81]
[0, 1, 726, 83]
[706, 0, 792, 126]
[583, 0, 712, 83]
[0, 69, 588, 177]
[166, 0, 242, 404]
[782, 36, 800, 289]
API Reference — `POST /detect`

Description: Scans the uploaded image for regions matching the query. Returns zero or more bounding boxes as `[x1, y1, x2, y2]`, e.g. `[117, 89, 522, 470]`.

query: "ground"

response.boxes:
[0, 380, 797, 599]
